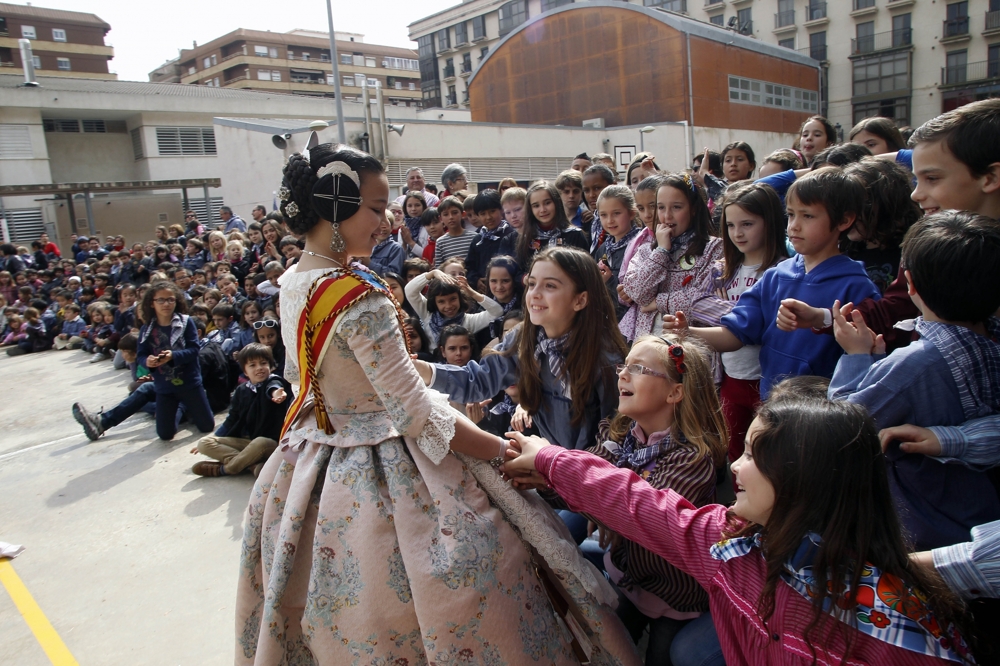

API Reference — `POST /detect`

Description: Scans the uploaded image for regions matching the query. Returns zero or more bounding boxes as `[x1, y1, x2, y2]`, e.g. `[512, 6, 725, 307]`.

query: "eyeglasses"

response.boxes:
[616, 363, 668, 379]
[153, 297, 176, 305]
[252, 319, 279, 329]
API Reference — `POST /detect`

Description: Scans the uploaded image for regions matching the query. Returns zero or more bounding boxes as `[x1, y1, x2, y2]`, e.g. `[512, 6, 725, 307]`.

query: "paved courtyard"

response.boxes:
[0, 348, 252, 665]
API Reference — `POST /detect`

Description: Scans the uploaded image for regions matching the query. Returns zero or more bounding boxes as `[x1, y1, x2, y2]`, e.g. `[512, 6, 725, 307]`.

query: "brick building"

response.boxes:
[0, 2, 114, 80]
[153, 29, 422, 107]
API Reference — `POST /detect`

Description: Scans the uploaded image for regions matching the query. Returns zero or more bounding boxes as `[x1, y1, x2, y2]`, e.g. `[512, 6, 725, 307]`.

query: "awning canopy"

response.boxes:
[0, 178, 221, 196]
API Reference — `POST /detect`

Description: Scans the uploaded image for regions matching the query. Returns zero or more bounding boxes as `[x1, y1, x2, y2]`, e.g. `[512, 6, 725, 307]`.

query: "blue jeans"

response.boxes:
[670, 611, 726, 666]
[558, 510, 591, 545]
[101, 382, 157, 430]
[154, 387, 214, 440]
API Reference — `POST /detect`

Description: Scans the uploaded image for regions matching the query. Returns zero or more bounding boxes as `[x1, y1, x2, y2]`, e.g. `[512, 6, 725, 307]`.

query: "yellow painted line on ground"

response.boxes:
[0, 559, 79, 666]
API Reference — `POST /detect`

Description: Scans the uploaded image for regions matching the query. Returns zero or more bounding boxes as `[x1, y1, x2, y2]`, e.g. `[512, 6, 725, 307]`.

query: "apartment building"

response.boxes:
[157, 29, 422, 107]
[0, 2, 115, 80]
[411, 0, 1000, 129]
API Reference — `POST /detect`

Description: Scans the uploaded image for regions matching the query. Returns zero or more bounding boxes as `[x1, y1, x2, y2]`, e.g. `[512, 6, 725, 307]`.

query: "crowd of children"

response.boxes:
[4, 98, 1000, 664]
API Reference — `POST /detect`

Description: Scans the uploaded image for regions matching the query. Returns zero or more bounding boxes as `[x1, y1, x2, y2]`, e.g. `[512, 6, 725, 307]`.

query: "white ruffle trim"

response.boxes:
[455, 451, 619, 609]
[415, 389, 456, 465]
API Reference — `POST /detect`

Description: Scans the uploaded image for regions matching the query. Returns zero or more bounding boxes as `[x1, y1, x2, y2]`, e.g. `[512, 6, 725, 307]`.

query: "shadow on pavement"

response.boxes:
[181, 475, 254, 541]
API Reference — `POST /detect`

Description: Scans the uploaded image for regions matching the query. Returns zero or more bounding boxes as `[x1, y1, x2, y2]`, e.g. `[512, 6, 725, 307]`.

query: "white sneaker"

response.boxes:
[89, 352, 105, 363]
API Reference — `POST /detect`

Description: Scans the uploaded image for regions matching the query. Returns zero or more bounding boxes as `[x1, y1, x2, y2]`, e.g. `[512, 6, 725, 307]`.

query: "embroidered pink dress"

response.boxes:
[234, 266, 641, 666]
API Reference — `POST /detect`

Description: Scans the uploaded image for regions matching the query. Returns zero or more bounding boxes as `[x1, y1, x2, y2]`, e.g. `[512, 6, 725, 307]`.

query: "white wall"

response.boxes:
[47, 131, 138, 183]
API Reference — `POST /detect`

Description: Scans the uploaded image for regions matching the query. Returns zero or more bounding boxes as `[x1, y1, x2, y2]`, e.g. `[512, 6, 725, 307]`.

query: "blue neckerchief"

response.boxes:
[605, 424, 682, 472]
[709, 531, 971, 663]
[490, 393, 517, 417]
[479, 221, 509, 243]
[534, 328, 570, 395]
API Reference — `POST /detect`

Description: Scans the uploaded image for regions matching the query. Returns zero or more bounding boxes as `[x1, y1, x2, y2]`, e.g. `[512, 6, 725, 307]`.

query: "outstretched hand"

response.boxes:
[501, 431, 552, 485]
[662, 311, 688, 332]
[832, 300, 884, 355]
[879, 424, 943, 456]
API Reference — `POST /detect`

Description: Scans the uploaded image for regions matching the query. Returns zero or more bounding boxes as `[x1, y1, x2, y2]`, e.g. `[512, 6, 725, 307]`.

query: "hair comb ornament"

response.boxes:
[278, 187, 291, 202]
[312, 161, 364, 223]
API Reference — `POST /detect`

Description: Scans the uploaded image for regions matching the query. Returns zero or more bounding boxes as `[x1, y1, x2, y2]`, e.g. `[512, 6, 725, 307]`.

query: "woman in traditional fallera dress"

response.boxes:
[235, 144, 641, 666]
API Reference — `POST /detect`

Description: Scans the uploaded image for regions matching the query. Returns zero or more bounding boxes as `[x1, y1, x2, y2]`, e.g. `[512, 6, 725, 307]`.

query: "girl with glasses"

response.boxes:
[136, 280, 215, 441]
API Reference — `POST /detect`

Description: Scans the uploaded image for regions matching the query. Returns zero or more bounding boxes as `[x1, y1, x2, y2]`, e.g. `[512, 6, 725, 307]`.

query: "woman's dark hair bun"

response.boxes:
[279, 143, 385, 235]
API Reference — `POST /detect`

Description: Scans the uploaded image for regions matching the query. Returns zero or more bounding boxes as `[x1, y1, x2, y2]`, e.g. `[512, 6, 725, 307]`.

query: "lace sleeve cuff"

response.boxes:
[415, 389, 456, 465]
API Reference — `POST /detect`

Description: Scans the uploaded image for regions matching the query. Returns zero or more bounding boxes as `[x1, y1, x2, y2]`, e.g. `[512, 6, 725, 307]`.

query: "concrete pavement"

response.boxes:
[0, 348, 252, 665]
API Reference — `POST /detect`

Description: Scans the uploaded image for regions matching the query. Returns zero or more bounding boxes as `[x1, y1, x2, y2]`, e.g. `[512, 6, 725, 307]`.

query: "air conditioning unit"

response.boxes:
[582, 117, 605, 129]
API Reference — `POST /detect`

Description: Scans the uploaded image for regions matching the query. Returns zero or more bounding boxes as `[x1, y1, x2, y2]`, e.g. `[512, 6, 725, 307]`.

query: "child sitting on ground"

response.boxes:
[54, 303, 87, 350]
[190, 343, 292, 478]
[829, 210, 1000, 551]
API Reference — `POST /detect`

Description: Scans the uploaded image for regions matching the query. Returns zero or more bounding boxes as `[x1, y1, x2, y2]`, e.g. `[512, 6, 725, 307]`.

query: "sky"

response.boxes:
[41, 0, 457, 81]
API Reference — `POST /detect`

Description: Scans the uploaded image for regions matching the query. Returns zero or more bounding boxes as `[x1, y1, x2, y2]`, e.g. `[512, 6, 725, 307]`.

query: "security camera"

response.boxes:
[271, 133, 291, 149]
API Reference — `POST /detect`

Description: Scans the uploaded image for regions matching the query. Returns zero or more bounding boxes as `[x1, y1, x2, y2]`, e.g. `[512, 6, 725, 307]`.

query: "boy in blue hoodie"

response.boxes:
[829, 211, 1000, 550]
[665, 168, 880, 398]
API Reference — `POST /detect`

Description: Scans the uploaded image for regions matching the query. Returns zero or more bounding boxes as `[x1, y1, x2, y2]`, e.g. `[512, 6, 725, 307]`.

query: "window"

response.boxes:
[353, 54, 365, 66]
[409, 82, 416, 90]
[644, 0, 686, 10]
[807, 0, 826, 21]
[188, 66, 196, 75]
[778, 37, 795, 49]
[480, 46, 489, 61]
[42, 119, 80, 132]
[710, 14, 724, 25]
[945, 2, 969, 36]
[438, 28, 450, 51]
[51, 28, 66, 42]
[254, 45, 268, 57]
[856, 21, 875, 53]
[343, 75, 354, 86]
[0, 18, 7, 35]
[737, 7, 753, 34]
[210, 54, 217, 66]
[892, 13, 912, 47]
[203, 57, 211, 69]
[854, 0, 875, 9]
[728, 75, 819, 112]
[131, 128, 144, 160]
[776, 0, 794, 27]
[542, 0, 573, 9]
[269, 47, 278, 58]
[155, 127, 217, 155]
[473, 15, 486, 40]
[945, 49, 967, 84]
[288, 50, 295, 60]
[462, 52, 472, 73]
[31, 55, 40, 69]
[365, 56, 376, 67]
[988, 45, 999, 78]
[448, 84, 457, 105]
[258, 69, 272, 80]
[853, 98, 909, 125]
[455, 21, 467, 45]
[499, 0, 528, 36]
[853, 51, 910, 95]
[367, 77, 377, 86]
[383, 57, 420, 70]
[0, 125, 33, 158]
[213, 77, 220, 86]
[809, 31, 827, 60]
[301, 52, 310, 60]
[340, 53, 352, 65]
[270, 71, 280, 82]
[21, 25, 35, 39]
[56, 57, 70, 71]
[355, 73, 365, 87]
[321, 51, 330, 62]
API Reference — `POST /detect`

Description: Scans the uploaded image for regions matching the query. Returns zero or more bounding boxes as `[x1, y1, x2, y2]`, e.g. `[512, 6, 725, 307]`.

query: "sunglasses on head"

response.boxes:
[252, 319, 279, 329]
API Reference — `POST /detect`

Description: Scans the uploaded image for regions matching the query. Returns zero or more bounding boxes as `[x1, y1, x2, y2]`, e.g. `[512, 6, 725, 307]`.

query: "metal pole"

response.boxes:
[0, 196, 9, 244]
[66, 194, 76, 235]
[375, 81, 389, 163]
[361, 80, 374, 155]
[182, 187, 189, 212]
[202, 184, 210, 228]
[325, 0, 347, 144]
[640, 131, 644, 152]
[83, 190, 96, 236]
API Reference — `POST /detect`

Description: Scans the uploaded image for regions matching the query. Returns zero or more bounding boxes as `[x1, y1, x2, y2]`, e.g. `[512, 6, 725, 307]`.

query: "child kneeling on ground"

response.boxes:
[191, 343, 292, 478]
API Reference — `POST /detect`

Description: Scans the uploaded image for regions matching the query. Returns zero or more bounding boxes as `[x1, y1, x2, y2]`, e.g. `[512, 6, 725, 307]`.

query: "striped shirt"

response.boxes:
[535, 445, 960, 666]
[933, 520, 1000, 599]
[590, 419, 715, 615]
[433, 229, 476, 268]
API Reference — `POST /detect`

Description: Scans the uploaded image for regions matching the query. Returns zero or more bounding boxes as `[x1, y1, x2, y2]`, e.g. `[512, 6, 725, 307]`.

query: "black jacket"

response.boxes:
[215, 374, 292, 441]
[199, 340, 232, 412]
[464, 224, 514, 289]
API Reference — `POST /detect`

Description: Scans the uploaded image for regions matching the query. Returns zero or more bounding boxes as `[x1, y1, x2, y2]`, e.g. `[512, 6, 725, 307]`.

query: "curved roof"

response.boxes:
[469, 0, 817, 86]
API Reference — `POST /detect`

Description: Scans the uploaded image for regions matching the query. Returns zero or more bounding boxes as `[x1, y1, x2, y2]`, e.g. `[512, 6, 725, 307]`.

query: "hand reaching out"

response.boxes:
[510, 404, 533, 432]
[661, 311, 688, 332]
[879, 424, 942, 456]
[500, 430, 552, 479]
[776, 298, 827, 331]
[271, 387, 287, 404]
[832, 300, 884, 355]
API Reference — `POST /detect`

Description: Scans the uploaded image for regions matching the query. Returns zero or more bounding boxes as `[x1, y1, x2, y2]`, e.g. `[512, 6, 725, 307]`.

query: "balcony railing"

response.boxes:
[943, 16, 970, 38]
[853, 0, 875, 9]
[224, 75, 248, 84]
[851, 28, 912, 54]
[443, 65, 455, 79]
[461, 63, 472, 74]
[775, 10, 795, 28]
[986, 10, 1000, 31]
[798, 44, 828, 61]
[806, 1, 827, 21]
[445, 94, 457, 106]
[649, 0, 687, 11]
[942, 59, 1000, 85]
